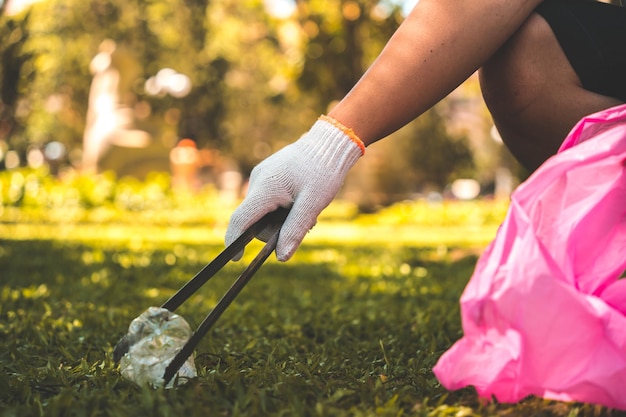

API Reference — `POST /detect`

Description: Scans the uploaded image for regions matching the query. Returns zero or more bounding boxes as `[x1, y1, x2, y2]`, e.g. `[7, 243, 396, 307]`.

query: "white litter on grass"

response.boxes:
[119, 307, 197, 388]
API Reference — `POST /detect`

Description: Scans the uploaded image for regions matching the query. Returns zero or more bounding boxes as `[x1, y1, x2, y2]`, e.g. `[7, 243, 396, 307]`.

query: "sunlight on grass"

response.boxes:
[1, 175, 612, 416]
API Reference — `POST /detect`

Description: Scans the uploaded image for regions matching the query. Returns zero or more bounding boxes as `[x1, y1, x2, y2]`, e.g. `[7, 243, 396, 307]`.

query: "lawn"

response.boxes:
[0, 171, 622, 416]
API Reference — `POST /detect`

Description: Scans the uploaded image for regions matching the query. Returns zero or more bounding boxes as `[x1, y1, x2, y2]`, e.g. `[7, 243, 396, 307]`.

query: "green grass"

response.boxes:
[0, 197, 623, 416]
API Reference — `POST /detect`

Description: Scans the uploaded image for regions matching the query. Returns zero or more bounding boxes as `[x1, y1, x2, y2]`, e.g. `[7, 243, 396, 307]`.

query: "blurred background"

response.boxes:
[0, 0, 528, 213]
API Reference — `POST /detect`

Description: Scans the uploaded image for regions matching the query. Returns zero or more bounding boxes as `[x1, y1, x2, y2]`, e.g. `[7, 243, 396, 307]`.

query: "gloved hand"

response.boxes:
[225, 115, 365, 261]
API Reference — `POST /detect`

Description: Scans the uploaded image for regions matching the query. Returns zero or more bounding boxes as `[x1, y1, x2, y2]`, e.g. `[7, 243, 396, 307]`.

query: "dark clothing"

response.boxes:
[536, 0, 626, 101]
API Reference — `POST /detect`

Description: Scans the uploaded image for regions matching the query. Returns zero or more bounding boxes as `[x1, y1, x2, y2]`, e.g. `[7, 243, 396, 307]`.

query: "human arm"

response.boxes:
[330, 0, 544, 146]
[226, 0, 544, 261]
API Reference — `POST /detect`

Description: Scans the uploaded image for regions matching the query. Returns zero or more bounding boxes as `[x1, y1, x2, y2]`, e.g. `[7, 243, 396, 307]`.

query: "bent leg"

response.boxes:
[479, 11, 623, 172]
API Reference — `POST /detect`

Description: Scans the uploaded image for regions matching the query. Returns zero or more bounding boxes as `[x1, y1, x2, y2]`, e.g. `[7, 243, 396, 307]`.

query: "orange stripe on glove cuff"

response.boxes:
[318, 115, 366, 156]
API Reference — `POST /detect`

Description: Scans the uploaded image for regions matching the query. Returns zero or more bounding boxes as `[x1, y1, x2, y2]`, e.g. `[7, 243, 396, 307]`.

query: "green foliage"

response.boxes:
[0, 168, 234, 229]
[296, 0, 403, 104]
[0, 167, 503, 226]
[0, 0, 224, 153]
[0, 0, 485, 197]
[358, 106, 477, 208]
[0, 10, 32, 150]
[357, 198, 508, 228]
[341, 104, 480, 211]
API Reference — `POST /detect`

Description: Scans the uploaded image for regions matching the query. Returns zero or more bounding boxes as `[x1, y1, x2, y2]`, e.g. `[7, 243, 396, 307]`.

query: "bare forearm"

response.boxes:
[328, 0, 544, 146]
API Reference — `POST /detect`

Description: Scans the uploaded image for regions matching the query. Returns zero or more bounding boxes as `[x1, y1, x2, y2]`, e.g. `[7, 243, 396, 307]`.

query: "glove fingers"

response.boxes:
[275, 198, 324, 261]
[225, 188, 294, 260]
[225, 203, 263, 261]
[228, 222, 282, 261]
[255, 223, 282, 242]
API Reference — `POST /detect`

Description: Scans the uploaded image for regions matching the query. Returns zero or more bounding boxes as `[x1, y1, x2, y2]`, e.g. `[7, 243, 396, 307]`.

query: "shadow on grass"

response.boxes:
[0, 239, 620, 416]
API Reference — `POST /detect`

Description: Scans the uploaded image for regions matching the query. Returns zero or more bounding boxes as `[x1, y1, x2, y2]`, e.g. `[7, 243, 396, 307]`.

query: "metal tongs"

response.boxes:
[113, 208, 289, 385]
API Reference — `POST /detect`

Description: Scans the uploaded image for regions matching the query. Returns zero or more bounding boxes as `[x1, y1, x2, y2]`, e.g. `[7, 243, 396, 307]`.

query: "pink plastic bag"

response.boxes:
[433, 104, 626, 409]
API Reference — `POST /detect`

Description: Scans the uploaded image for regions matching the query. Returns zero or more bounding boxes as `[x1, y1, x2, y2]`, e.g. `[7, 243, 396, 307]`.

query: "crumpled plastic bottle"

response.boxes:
[118, 306, 197, 388]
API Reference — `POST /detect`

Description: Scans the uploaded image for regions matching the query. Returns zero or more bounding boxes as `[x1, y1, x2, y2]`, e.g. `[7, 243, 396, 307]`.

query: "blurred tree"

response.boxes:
[132, 0, 228, 149]
[0, 0, 501, 206]
[203, 0, 318, 175]
[10, 0, 230, 163]
[343, 105, 476, 209]
[295, 0, 403, 109]
[401, 107, 476, 189]
[217, 0, 406, 176]
[290, 0, 484, 207]
[0, 9, 32, 152]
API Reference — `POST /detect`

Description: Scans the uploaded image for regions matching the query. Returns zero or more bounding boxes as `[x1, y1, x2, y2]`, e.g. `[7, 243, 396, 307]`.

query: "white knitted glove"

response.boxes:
[225, 115, 365, 261]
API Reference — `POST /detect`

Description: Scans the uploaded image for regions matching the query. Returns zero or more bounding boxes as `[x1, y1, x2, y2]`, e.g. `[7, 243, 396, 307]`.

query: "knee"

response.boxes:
[479, 13, 556, 121]
[479, 12, 620, 171]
